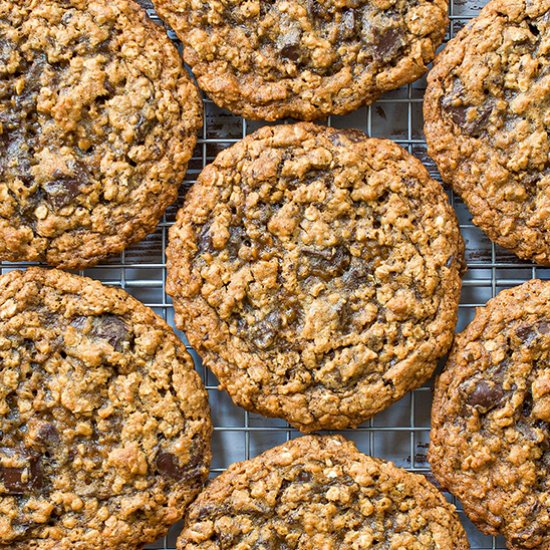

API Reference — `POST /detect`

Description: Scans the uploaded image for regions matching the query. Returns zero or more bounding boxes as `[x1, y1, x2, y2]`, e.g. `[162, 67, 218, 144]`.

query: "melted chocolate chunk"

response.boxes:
[71, 314, 130, 350]
[277, 15, 302, 61]
[197, 224, 213, 254]
[328, 129, 366, 146]
[43, 176, 82, 210]
[296, 470, 312, 483]
[0, 449, 43, 495]
[374, 28, 404, 62]
[156, 452, 183, 480]
[37, 423, 59, 445]
[467, 380, 504, 413]
[251, 310, 282, 351]
[340, 10, 356, 40]
[443, 98, 494, 137]
[280, 44, 301, 62]
[302, 246, 351, 281]
[516, 320, 550, 345]
[91, 315, 129, 350]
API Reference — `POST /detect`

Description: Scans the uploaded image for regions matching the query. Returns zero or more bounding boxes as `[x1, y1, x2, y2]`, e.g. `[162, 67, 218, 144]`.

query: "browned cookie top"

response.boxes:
[424, 0, 550, 265]
[0, 268, 212, 549]
[167, 123, 464, 432]
[153, 0, 448, 121]
[0, 0, 202, 269]
[430, 279, 550, 550]
[177, 435, 469, 549]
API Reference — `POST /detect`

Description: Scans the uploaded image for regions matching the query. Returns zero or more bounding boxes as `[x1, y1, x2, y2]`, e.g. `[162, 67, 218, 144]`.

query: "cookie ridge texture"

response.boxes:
[0, 0, 202, 268]
[177, 435, 469, 549]
[0, 267, 212, 549]
[430, 279, 550, 550]
[167, 122, 464, 432]
[424, 0, 550, 265]
[153, 0, 448, 120]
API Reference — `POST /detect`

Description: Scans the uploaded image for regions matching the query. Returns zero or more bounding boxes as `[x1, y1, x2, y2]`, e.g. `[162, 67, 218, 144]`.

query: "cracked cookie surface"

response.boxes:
[0, 268, 212, 549]
[0, 0, 202, 269]
[177, 435, 469, 549]
[424, 0, 550, 265]
[167, 122, 464, 432]
[153, 0, 448, 120]
[430, 279, 550, 550]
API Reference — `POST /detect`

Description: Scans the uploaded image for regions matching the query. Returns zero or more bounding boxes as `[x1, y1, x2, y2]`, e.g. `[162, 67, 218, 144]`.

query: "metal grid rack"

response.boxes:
[3, 0, 546, 548]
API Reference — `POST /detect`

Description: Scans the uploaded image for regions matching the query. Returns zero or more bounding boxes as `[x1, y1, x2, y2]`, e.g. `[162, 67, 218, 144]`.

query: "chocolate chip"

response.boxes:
[156, 452, 183, 480]
[303, 246, 351, 281]
[467, 380, 504, 413]
[43, 177, 82, 209]
[373, 28, 404, 62]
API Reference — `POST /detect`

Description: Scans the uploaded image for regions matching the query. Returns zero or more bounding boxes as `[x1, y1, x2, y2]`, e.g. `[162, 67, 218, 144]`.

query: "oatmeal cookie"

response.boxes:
[153, 0, 448, 120]
[0, 268, 212, 549]
[0, 0, 202, 268]
[167, 122, 464, 432]
[424, 0, 550, 265]
[430, 279, 550, 550]
[177, 435, 469, 549]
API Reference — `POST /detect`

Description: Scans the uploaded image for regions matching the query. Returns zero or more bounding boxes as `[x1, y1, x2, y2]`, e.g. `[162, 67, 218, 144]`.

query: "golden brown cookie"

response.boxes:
[167, 122, 464, 432]
[0, 0, 202, 269]
[0, 268, 212, 549]
[424, 0, 550, 265]
[177, 435, 469, 549]
[153, 0, 448, 120]
[430, 279, 550, 550]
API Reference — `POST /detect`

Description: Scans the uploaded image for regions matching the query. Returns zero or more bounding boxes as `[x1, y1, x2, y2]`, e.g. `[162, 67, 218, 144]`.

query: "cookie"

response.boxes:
[152, 0, 448, 121]
[424, 0, 550, 265]
[0, 268, 212, 549]
[430, 279, 550, 550]
[0, 0, 202, 269]
[177, 435, 469, 549]
[166, 122, 464, 432]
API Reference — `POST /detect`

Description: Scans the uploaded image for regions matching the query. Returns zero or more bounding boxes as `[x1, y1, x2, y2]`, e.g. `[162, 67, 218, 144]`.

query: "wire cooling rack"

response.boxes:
[2, 0, 546, 548]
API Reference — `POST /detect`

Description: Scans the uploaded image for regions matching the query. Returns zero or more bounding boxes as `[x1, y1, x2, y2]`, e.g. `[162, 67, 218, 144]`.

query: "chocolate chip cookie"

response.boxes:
[177, 435, 469, 549]
[0, 268, 212, 549]
[0, 0, 202, 269]
[167, 123, 464, 432]
[424, 0, 550, 265]
[153, 0, 448, 121]
[430, 279, 550, 550]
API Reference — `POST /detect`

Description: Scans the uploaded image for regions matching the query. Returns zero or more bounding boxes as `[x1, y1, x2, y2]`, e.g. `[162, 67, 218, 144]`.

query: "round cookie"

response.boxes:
[153, 0, 448, 121]
[177, 435, 469, 549]
[167, 122, 464, 432]
[430, 279, 550, 550]
[0, 0, 202, 269]
[424, 0, 550, 265]
[0, 268, 212, 549]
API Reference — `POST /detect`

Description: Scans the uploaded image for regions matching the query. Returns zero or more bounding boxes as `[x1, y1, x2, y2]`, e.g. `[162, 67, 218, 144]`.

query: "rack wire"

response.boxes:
[3, 0, 546, 548]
